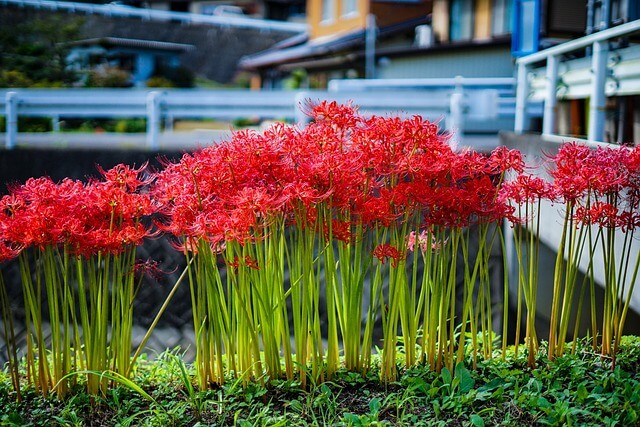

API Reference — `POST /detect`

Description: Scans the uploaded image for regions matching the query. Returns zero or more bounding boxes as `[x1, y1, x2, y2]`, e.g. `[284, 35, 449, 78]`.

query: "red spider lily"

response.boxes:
[617, 210, 640, 232]
[226, 255, 260, 271]
[549, 143, 631, 201]
[96, 162, 152, 191]
[589, 147, 630, 195]
[487, 145, 525, 175]
[575, 201, 619, 228]
[1, 166, 156, 257]
[373, 243, 405, 267]
[499, 174, 557, 205]
[133, 258, 172, 281]
[549, 142, 593, 202]
[306, 100, 361, 129]
[0, 242, 19, 262]
[323, 219, 352, 243]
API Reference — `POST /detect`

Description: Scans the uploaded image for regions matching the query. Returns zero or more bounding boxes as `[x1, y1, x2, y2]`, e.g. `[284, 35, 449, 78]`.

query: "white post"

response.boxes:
[448, 76, 464, 143]
[51, 114, 60, 133]
[146, 91, 161, 150]
[588, 40, 608, 142]
[514, 62, 529, 133]
[543, 55, 559, 135]
[294, 91, 309, 127]
[5, 91, 18, 150]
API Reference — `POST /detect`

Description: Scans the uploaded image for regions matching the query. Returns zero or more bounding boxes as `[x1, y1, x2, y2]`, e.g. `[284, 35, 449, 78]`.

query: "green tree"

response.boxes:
[0, 14, 83, 87]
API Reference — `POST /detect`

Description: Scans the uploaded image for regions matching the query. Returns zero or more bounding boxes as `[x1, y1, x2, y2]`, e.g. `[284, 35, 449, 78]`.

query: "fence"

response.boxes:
[514, 19, 640, 142]
[1, 79, 523, 149]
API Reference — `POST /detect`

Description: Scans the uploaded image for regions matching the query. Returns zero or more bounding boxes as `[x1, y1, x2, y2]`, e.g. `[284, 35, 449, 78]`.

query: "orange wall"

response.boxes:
[474, 0, 492, 40]
[308, 0, 369, 39]
[308, 0, 431, 39]
[431, 0, 449, 43]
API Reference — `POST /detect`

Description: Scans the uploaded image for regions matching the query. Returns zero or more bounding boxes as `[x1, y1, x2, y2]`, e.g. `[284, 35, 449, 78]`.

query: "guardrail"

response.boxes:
[1, 82, 522, 149]
[0, 0, 308, 33]
[514, 19, 640, 142]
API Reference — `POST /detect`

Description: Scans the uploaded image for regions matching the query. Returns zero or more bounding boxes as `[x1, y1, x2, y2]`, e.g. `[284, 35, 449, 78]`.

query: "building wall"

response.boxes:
[474, 0, 491, 40]
[377, 45, 514, 79]
[431, 0, 449, 42]
[370, 2, 431, 28]
[308, 0, 368, 39]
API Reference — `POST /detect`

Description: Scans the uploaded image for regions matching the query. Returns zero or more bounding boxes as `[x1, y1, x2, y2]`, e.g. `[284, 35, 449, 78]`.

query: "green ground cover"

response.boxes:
[2, 336, 639, 427]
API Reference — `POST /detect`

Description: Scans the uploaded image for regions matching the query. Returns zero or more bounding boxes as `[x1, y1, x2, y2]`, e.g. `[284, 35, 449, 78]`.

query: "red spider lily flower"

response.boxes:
[373, 243, 405, 267]
[549, 142, 593, 202]
[487, 146, 525, 175]
[499, 174, 557, 205]
[323, 219, 352, 243]
[625, 146, 640, 175]
[589, 147, 630, 195]
[355, 188, 400, 228]
[617, 210, 640, 232]
[226, 255, 260, 271]
[0, 242, 20, 262]
[96, 162, 152, 191]
[133, 258, 176, 281]
[305, 100, 361, 129]
[575, 201, 619, 228]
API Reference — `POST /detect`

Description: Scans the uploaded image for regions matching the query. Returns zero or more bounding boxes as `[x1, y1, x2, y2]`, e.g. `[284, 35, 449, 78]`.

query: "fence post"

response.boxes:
[514, 62, 529, 133]
[294, 91, 310, 127]
[5, 91, 18, 150]
[146, 91, 161, 150]
[543, 55, 559, 135]
[448, 76, 464, 143]
[588, 40, 608, 142]
[52, 114, 61, 133]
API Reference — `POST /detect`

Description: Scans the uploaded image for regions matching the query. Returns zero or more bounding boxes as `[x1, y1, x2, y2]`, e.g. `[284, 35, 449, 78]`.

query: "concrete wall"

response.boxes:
[500, 131, 640, 336]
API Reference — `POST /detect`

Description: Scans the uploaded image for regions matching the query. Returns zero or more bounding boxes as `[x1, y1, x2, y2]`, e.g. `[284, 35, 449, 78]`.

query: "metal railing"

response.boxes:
[1, 81, 520, 149]
[0, 0, 307, 33]
[514, 19, 640, 142]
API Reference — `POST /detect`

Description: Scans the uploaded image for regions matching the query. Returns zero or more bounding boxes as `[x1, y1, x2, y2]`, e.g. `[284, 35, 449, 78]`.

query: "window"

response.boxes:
[322, 0, 335, 22]
[342, 0, 357, 16]
[492, 0, 513, 35]
[450, 0, 474, 41]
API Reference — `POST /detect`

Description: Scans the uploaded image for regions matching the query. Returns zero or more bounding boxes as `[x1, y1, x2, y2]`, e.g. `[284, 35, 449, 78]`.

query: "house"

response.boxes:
[512, 0, 640, 142]
[66, 37, 195, 87]
[238, 0, 532, 88]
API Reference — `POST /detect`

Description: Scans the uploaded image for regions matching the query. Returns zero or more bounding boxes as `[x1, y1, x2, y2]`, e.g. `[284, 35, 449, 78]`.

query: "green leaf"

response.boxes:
[455, 363, 475, 394]
[369, 397, 381, 415]
[470, 414, 485, 427]
[576, 384, 589, 402]
[343, 412, 361, 425]
[441, 367, 452, 386]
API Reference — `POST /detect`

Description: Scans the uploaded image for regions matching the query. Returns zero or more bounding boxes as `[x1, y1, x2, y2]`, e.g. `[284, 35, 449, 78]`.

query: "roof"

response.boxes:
[67, 37, 195, 52]
[239, 16, 430, 71]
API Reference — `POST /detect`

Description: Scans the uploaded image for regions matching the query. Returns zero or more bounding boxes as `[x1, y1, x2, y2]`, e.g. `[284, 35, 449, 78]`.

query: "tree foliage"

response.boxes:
[0, 14, 83, 87]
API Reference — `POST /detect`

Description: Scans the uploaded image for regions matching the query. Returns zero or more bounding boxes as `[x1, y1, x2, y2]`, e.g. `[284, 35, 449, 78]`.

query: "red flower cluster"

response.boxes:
[373, 243, 404, 267]
[154, 101, 527, 258]
[0, 164, 155, 260]
[550, 143, 640, 229]
[2, 104, 638, 266]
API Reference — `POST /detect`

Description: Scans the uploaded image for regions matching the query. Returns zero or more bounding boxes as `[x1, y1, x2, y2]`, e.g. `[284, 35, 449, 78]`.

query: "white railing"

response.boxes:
[514, 19, 640, 142]
[0, 0, 307, 33]
[1, 82, 519, 149]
